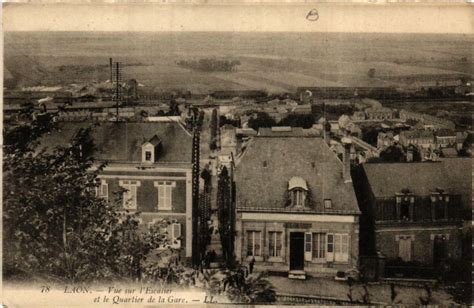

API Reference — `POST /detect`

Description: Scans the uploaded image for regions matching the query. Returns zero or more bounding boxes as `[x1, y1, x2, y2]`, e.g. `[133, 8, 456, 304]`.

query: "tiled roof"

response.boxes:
[363, 158, 471, 206]
[40, 121, 192, 163]
[235, 136, 360, 214]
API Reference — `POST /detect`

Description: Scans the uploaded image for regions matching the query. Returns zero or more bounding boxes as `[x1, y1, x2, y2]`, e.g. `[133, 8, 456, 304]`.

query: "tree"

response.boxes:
[361, 127, 380, 146]
[219, 115, 240, 128]
[222, 270, 276, 304]
[406, 145, 422, 162]
[210, 109, 218, 150]
[278, 114, 315, 128]
[3, 112, 169, 283]
[247, 112, 276, 131]
[217, 167, 234, 267]
[167, 99, 181, 116]
[191, 109, 202, 267]
[379, 145, 405, 162]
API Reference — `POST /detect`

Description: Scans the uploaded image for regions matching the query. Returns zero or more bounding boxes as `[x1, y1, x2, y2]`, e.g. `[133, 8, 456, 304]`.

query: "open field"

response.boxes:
[4, 32, 474, 93]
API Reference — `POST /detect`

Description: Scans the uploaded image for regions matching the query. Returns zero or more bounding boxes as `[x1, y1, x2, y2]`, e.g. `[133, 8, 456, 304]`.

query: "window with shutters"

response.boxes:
[148, 220, 181, 249]
[291, 189, 307, 207]
[396, 193, 414, 221]
[154, 181, 176, 210]
[312, 233, 326, 260]
[326, 233, 349, 262]
[119, 180, 140, 210]
[268, 231, 282, 258]
[247, 231, 261, 257]
[431, 192, 449, 220]
[398, 235, 413, 262]
[304, 233, 313, 261]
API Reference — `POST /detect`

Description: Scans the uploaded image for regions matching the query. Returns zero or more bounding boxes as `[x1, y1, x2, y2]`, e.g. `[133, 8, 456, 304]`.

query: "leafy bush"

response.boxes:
[177, 58, 241, 72]
[3, 112, 171, 283]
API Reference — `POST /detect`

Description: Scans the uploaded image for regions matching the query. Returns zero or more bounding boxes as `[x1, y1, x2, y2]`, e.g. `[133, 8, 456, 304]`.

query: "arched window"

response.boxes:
[288, 177, 309, 208]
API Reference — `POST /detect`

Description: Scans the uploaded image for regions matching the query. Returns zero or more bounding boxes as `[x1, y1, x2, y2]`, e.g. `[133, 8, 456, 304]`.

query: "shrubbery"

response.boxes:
[177, 58, 241, 72]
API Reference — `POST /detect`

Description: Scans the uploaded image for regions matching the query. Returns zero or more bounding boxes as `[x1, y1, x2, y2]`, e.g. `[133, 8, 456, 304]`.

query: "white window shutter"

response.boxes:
[101, 181, 108, 201]
[165, 186, 172, 209]
[304, 232, 312, 261]
[132, 186, 137, 207]
[342, 234, 349, 262]
[326, 233, 334, 262]
[170, 223, 181, 249]
[173, 223, 181, 239]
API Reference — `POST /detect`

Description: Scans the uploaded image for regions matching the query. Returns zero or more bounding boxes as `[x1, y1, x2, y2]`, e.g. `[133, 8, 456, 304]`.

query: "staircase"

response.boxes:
[288, 270, 306, 280]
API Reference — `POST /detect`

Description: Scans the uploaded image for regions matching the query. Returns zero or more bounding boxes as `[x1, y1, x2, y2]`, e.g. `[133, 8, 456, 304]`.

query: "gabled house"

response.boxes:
[234, 134, 360, 278]
[40, 120, 194, 259]
[354, 158, 470, 278]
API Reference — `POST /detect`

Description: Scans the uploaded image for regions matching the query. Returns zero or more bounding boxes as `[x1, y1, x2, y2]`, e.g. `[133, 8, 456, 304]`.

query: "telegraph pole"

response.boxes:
[191, 108, 201, 267]
[111, 60, 122, 120]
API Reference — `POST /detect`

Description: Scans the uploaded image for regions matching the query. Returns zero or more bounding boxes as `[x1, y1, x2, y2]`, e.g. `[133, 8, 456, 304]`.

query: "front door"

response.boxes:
[290, 232, 304, 271]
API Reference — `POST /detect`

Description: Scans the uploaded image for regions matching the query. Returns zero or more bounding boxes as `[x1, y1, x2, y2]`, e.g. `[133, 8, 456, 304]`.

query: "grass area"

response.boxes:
[5, 32, 473, 92]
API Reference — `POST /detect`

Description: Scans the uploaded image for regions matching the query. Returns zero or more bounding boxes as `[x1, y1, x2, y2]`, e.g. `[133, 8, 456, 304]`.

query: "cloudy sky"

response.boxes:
[3, 3, 472, 33]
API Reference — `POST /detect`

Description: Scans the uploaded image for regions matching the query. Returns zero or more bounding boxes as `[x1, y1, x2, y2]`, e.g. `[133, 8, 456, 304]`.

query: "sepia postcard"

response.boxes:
[2, 1, 473, 307]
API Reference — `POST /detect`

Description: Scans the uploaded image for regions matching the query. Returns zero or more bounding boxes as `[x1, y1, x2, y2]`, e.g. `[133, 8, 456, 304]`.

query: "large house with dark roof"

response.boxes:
[41, 120, 194, 259]
[354, 159, 470, 277]
[234, 131, 360, 278]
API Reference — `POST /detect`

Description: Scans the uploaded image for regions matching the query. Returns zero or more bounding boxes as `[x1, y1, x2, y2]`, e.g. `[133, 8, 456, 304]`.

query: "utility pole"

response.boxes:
[229, 152, 236, 265]
[191, 108, 201, 267]
[111, 60, 122, 121]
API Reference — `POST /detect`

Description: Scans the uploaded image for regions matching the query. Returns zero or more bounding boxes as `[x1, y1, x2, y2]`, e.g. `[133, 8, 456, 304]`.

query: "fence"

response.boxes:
[276, 293, 385, 305]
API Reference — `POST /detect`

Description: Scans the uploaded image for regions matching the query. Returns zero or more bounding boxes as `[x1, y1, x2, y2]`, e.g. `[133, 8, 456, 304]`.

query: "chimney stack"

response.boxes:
[341, 137, 352, 183]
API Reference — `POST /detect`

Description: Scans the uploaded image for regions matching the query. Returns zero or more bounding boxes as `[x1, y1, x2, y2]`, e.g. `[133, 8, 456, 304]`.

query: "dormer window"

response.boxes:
[288, 177, 309, 208]
[142, 135, 161, 163]
[395, 190, 414, 221]
[145, 151, 152, 161]
[293, 189, 305, 207]
[431, 189, 449, 220]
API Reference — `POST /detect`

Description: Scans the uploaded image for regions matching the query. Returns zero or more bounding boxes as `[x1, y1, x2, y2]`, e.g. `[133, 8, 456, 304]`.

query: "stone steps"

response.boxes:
[288, 270, 307, 280]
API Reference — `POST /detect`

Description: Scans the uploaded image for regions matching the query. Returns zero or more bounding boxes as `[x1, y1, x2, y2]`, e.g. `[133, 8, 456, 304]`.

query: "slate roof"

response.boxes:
[147, 135, 162, 146]
[235, 136, 360, 214]
[40, 121, 192, 163]
[363, 158, 471, 209]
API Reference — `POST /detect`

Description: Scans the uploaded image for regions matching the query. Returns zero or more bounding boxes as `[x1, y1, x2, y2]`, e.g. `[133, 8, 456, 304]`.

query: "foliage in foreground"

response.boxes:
[3, 113, 169, 283]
